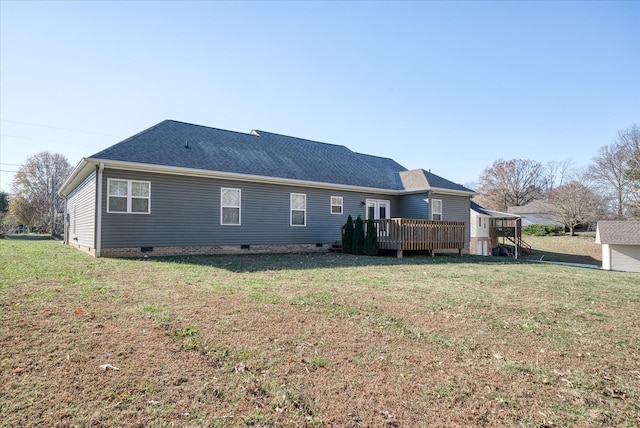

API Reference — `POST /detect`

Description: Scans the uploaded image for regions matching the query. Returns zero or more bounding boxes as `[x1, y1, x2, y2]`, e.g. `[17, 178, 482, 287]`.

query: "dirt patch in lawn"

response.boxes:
[1, 238, 639, 427]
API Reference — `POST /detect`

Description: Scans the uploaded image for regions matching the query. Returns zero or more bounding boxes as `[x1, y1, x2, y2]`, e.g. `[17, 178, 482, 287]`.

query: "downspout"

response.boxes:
[63, 195, 68, 244]
[96, 163, 104, 257]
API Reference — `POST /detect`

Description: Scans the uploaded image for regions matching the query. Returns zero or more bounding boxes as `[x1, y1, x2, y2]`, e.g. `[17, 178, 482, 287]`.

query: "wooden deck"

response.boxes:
[490, 218, 532, 256]
[372, 219, 466, 258]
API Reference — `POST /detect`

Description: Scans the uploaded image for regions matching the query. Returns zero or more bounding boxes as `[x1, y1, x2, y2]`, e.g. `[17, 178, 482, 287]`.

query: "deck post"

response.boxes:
[397, 249, 403, 259]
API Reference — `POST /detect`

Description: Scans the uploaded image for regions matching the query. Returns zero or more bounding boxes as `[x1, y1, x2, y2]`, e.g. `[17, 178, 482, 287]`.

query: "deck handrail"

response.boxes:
[373, 218, 465, 250]
[341, 218, 466, 257]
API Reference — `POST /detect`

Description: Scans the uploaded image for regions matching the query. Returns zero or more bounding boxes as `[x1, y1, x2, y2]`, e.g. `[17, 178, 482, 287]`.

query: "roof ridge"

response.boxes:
[353, 151, 403, 163]
[251, 129, 351, 150]
[166, 120, 256, 137]
[91, 120, 171, 157]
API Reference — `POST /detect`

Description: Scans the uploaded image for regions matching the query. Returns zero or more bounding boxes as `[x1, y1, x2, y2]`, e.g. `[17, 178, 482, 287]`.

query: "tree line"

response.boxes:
[474, 124, 640, 234]
[1, 152, 72, 235]
[0, 124, 638, 236]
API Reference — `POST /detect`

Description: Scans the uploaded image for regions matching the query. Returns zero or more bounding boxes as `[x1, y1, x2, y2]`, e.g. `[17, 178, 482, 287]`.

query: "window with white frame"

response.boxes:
[221, 188, 241, 225]
[107, 179, 150, 214]
[290, 193, 306, 226]
[431, 199, 442, 221]
[330, 196, 343, 214]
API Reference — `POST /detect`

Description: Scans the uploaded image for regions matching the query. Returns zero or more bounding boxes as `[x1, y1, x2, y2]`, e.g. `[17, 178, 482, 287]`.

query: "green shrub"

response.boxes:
[342, 215, 354, 254]
[364, 217, 379, 256]
[522, 224, 563, 236]
[352, 215, 365, 255]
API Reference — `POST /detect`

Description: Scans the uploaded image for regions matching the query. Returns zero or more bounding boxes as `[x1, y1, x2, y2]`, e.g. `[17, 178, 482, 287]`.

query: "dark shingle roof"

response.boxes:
[596, 221, 640, 245]
[423, 170, 473, 193]
[90, 120, 472, 193]
[470, 200, 491, 215]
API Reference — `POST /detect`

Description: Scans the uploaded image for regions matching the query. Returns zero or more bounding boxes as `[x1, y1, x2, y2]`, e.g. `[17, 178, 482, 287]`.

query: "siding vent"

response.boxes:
[141, 247, 153, 253]
[241, 244, 250, 250]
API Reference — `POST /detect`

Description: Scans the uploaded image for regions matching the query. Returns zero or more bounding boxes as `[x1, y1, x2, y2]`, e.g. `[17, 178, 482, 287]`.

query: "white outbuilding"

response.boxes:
[595, 221, 640, 273]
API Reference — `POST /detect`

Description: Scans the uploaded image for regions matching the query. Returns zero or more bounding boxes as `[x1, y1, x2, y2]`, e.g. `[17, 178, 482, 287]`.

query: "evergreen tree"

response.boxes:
[342, 215, 354, 254]
[364, 217, 379, 256]
[352, 215, 365, 255]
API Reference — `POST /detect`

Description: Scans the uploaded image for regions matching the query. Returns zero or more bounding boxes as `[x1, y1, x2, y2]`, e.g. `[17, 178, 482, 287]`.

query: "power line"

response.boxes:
[0, 134, 96, 147]
[0, 163, 22, 167]
[0, 118, 124, 138]
[0, 169, 19, 173]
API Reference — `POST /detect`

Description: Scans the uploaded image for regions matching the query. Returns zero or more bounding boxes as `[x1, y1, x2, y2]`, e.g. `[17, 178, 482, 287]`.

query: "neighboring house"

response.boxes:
[58, 120, 475, 257]
[507, 200, 560, 227]
[470, 201, 523, 256]
[595, 221, 640, 273]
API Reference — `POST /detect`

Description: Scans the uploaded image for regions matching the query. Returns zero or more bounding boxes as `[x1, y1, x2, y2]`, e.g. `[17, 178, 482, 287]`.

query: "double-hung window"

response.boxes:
[330, 196, 343, 214]
[431, 199, 442, 221]
[107, 179, 150, 214]
[221, 188, 241, 225]
[290, 193, 306, 226]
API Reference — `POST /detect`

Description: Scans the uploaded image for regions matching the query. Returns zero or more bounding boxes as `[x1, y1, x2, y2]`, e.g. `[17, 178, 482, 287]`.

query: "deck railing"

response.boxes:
[371, 219, 465, 257]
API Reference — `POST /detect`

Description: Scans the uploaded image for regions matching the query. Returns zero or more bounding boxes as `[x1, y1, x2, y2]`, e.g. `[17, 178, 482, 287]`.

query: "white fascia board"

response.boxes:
[61, 158, 477, 197]
[425, 187, 477, 197]
[87, 159, 400, 195]
[58, 158, 96, 197]
[485, 209, 520, 219]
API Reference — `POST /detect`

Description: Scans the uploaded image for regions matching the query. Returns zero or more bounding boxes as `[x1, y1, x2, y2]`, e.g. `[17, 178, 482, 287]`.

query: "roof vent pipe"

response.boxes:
[184, 139, 189, 149]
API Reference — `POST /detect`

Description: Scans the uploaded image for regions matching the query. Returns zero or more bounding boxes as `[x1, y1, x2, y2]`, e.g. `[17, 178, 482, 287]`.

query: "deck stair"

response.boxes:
[328, 242, 343, 253]
[505, 236, 533, 256]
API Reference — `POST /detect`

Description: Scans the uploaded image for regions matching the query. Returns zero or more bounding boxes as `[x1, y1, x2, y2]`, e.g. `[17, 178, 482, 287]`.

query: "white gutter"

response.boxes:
[80, 158, 475, 197]
[96, 163, 104, 257]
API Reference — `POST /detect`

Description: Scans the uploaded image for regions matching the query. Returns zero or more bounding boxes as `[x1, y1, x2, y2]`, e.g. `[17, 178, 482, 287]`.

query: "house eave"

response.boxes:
[58, 158, 96, 197]
[60, 158, 477, 198]
[484, 209, 520, 219]
[421, 187, 476, 197]
[78, 159, 402, 195]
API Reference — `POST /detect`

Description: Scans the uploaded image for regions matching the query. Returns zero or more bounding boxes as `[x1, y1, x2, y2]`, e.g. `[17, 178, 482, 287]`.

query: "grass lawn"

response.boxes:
[1, 236, 639, 427]
[523, 233, 602, 265]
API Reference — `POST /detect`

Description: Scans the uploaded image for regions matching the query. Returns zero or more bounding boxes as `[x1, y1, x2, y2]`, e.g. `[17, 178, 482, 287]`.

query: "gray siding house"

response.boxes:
[58, 120, 474, 257]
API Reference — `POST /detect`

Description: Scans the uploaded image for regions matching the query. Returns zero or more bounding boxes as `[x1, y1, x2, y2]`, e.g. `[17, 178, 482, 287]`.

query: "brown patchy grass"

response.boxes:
[1, 236, 639, 427]
[524, 233, 602, 265]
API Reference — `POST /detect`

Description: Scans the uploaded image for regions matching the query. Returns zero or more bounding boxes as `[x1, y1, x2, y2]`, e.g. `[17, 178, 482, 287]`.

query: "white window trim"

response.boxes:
[290, 193, 306, 226]
[220, 188, 241, 226]
[431, 198, 442, 221]
[330, 196, 343, 215]
[365, 199, 391, 220]
[107, 179, 151, 214]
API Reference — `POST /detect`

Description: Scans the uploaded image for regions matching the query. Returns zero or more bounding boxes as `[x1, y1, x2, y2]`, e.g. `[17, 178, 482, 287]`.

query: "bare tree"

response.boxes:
[588, 125, 638, 218]
[8, 152, 72, 234]
[0, 191, 9, 234]
[548, 181, 605, 236]
[475, 159, 545, 211]
[542, 159, 574, 194]
[623, 125, 640, 218]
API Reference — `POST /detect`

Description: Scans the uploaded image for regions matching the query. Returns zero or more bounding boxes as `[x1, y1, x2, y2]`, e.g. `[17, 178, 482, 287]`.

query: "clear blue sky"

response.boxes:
[1, 0, 638, 193]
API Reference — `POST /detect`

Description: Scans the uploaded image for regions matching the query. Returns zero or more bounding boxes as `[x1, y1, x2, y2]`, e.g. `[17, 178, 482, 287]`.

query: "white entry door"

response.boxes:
[366, 199, 390, 236]
[365, 199, 390, 221]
